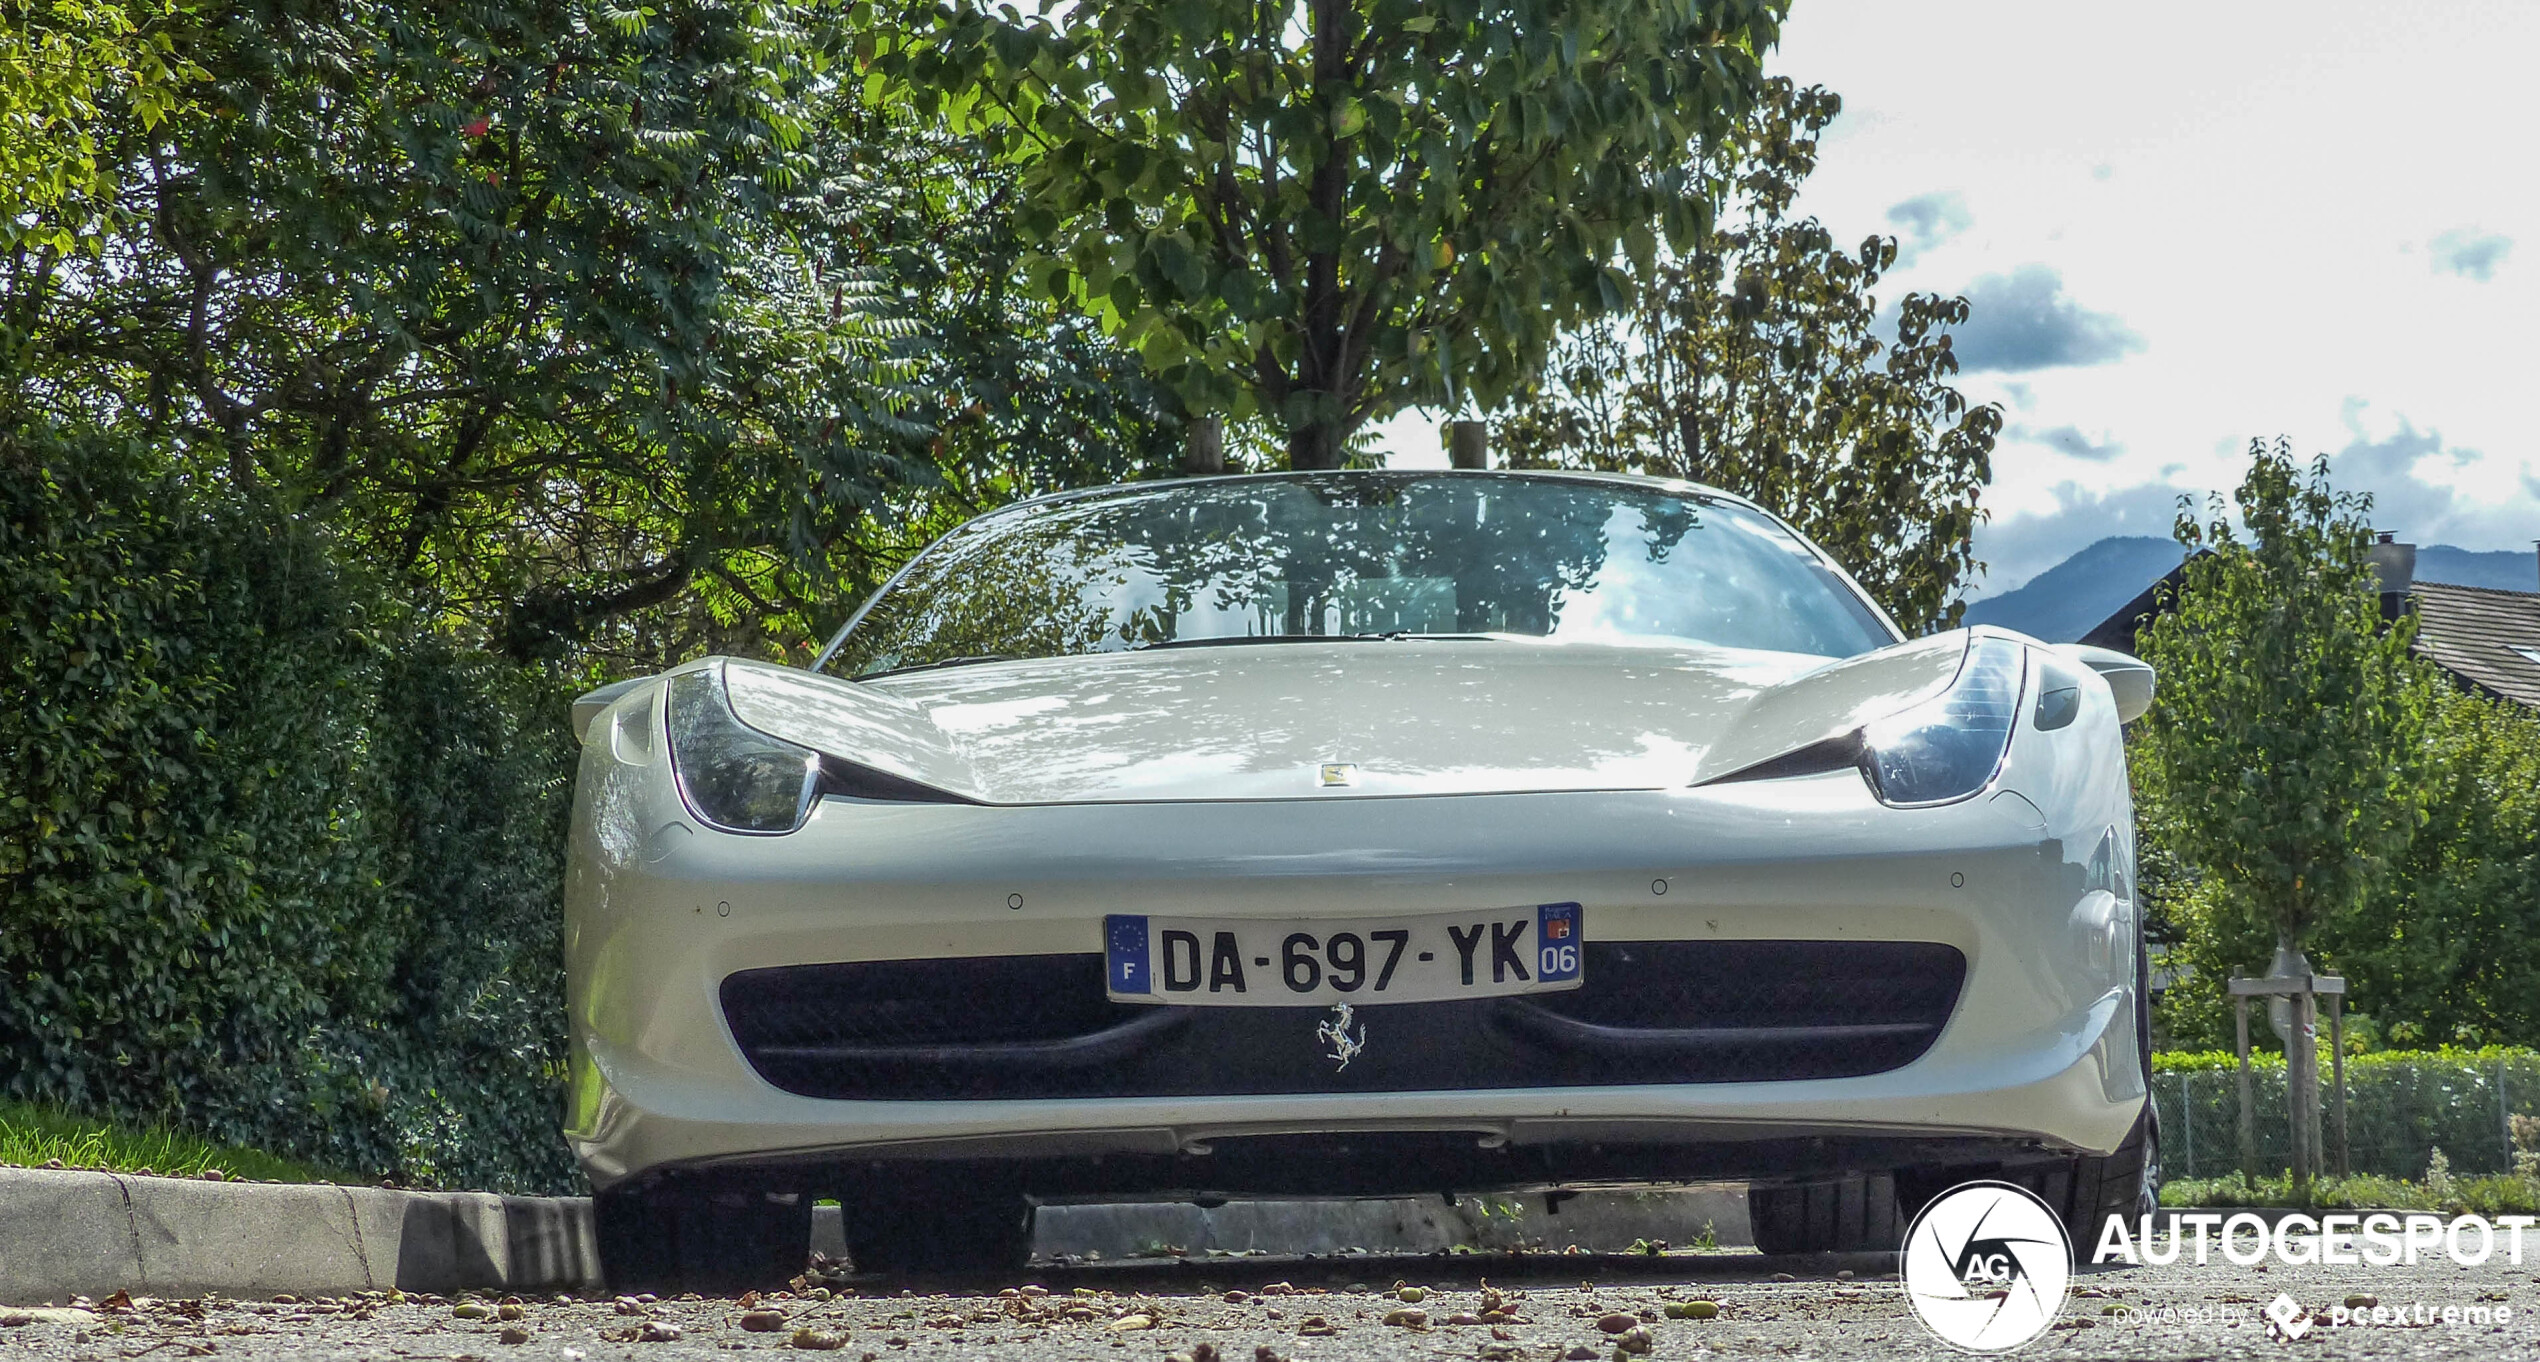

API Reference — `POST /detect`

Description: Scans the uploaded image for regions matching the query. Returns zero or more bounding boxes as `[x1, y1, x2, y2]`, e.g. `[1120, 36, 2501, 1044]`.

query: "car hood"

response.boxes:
[717, 634, 1971, 805]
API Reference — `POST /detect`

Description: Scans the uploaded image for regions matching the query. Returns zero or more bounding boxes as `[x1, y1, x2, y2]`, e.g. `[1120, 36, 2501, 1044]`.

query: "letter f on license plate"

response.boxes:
[1104, 903, 1586, 1005]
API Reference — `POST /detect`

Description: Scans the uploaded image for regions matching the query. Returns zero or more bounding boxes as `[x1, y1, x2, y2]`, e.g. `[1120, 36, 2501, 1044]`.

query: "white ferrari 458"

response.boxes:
[563, 470, 2157, 1289]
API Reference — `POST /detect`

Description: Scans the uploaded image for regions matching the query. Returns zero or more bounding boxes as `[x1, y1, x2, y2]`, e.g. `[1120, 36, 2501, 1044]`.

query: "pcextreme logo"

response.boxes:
[1900, 1181, 2073, 1351]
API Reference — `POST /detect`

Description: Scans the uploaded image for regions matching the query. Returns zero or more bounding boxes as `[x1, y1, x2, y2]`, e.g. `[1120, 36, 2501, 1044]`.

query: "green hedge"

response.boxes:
[2151, 1047, 2540, 1181]
[0, 436, 578, 1192]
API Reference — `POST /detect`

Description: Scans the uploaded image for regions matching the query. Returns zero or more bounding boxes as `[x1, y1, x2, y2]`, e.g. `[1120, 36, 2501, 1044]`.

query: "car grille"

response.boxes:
[719, 940, 1964, 1102]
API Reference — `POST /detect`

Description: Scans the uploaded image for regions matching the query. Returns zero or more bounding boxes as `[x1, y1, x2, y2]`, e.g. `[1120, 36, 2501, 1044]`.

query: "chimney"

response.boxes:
[1447, 420, 1489, 470]
[2369, 530, 2415, 615]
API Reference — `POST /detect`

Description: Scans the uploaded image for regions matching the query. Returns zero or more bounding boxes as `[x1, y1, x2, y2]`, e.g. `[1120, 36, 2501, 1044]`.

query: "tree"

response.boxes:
[2132, 439, 2434, 1046]
[2328, 686, 2540, 1048]
[1494, 80, 1997, 633]
[571, 100, 1196, 671]
[0, 0, 204, 251]
[2, 3, 1182, 667]
[6, 1, 907, 657]
[869, 0, 1789, 469]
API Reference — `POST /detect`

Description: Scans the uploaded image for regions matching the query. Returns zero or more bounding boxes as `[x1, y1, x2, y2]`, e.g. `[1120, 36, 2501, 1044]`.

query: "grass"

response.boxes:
[2161, 1169, 2540, 1216]
[0, 1099, 349, 1184]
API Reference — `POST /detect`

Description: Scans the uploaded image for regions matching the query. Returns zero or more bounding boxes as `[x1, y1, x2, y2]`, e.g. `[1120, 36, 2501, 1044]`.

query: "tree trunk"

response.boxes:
[1182, 418, 1225, 476]
[1287, 421, 1347, 470]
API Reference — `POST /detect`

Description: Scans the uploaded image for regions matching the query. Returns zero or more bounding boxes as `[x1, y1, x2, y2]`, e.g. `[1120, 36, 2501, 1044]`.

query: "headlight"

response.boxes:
[665, 665, 821, 834]
[1859, 636, 2026, 807]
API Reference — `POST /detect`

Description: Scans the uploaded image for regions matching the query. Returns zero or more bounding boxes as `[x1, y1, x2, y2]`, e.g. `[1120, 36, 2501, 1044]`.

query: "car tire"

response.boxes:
[594, 1182, 813, 1294]
[1747, 1172, 1902, 1254]
[1901, 937, 2160, 1256]
[2133, 922, 2164, 1221]
[843, 1178, 1036, 1274]
[1993, 1107, 2156, 1260]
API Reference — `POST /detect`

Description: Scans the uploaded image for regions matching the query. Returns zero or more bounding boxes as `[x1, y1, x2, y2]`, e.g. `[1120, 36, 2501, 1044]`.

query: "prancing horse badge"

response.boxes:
[1316, 1001, 1367, 1070]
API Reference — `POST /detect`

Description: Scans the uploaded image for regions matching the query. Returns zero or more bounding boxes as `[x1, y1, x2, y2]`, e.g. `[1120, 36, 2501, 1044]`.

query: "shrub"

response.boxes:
[2151, 1047, 2540, 1182]
[0, 435, 576, 1191]
[2158, 1170, 2540, 1215]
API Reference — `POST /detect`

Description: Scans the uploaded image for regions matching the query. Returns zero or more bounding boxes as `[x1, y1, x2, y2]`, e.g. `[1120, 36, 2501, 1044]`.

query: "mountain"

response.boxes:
[1962, 538, 2537, 643]
[1962, 537, 2186, 642]
[2418, 546, 2534, 594]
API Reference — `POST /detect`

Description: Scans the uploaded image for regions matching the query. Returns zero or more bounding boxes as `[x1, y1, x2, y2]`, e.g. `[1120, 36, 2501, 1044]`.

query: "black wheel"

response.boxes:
[2135, 1108, 2164, 1220]
[2133, 922, 2163, 1220]
[1992, 1107, 2156, 1260]
[594, 1181, 813, 1294]
[1747, 1172, 1902, 1254]
[843, 1173, 1036, 1274]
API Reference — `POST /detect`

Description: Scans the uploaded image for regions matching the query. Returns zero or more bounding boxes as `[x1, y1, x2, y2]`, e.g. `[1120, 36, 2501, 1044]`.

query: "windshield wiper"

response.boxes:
[857, 653, 1018, 681]
[1126, 632, 1501, 652]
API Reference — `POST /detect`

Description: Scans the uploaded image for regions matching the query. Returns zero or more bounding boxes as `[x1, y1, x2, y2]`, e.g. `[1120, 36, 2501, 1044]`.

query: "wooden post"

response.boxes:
[2180, 1071, 2196, 1179]
[2236, 995, 2255, 1180]
[1447, 419, 1488, 470]
[2230, 974, 2346, 1191]
[1182, 417, 1225, 476]
[2331, 993, 2349, 1178]
[2504, 1057, 2515, 1170]
[2292, 987, 2317, 1196]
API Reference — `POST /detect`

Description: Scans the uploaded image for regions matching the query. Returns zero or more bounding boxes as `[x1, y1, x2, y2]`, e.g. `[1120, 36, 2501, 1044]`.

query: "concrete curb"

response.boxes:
[0, 1169, 596, 1304]
[3, 1167, 1751, 1304]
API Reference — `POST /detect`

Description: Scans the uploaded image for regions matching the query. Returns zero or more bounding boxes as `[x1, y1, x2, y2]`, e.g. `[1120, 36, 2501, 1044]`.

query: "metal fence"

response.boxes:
[2152, 1053, 2540, 1181]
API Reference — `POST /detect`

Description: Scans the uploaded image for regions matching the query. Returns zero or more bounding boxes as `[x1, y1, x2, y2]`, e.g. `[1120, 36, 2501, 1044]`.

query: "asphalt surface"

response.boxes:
[2, 1246, 2531, 1360]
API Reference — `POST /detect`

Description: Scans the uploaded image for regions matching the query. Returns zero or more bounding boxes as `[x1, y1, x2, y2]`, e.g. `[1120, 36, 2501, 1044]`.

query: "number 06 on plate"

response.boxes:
[1104, 903, 1584, 1006]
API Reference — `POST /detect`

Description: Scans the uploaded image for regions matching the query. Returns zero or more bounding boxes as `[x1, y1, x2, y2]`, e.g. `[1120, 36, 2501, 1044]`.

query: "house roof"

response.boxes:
[2077, 558, 2196, 653]
[2080, 571, 2540, 709]
[2409, 581, 2540, 708]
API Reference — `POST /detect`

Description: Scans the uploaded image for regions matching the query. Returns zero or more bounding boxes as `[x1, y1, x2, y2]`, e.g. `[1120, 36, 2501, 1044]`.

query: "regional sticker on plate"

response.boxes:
[1103, 903, 1584, 1006]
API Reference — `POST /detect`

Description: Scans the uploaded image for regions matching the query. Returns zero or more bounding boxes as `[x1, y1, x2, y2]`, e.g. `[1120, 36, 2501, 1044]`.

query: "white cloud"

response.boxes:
[1886, 191, 1971, 265]
[2429, 228, 2513, 281]
[2013, 422, 2124, 462]
[1367, 0, 2539, 589]
[1765, 0, 2540, 570]
[1949, 266, 2143, 373]
[2324, 409, 2536, 548]
[1972, 415, 2539, 599]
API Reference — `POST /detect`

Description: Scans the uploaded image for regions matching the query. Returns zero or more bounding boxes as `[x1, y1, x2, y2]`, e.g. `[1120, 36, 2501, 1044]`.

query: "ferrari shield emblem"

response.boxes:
[1317, 762, 1359, 787]
[1315, 1001, 1367, 1069]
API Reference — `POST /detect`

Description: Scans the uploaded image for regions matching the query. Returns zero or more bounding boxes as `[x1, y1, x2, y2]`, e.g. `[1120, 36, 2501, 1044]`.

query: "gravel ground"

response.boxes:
[2, 1246, 2532, 1360]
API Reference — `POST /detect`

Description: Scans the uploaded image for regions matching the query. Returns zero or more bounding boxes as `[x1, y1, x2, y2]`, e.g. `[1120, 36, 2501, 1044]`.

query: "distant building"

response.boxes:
[2076, 558, 2198, 655]
[2406, 581, 2540, 708]
[2080, 536, 2540, 709]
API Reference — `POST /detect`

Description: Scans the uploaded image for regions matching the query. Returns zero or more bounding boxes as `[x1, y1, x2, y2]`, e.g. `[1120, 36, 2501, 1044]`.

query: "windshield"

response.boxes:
[829, 473, 1896, 678]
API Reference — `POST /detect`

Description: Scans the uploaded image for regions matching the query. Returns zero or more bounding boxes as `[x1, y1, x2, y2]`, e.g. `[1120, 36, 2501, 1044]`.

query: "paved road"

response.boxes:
[3, 1247, 2531, 1359]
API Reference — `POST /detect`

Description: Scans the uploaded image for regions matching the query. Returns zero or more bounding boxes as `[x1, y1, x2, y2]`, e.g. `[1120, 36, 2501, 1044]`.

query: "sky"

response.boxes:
[1377, 0, 2540, 596]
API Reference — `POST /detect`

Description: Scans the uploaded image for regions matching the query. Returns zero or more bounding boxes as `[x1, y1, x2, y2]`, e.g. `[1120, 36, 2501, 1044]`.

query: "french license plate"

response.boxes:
[1103, 903, 1584, 1006]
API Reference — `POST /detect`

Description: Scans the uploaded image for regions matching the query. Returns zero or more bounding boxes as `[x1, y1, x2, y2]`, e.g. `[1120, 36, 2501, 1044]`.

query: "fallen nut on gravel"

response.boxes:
[0, 1247, 2527, 1359]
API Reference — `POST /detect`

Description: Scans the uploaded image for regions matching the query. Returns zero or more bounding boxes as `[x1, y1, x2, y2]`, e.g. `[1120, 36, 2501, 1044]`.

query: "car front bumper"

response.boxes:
[565, 747, 2146, 1193]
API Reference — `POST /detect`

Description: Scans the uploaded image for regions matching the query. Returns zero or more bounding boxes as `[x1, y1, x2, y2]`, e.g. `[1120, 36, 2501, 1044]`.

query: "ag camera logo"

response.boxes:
[1901, 1180, 2072, 1351]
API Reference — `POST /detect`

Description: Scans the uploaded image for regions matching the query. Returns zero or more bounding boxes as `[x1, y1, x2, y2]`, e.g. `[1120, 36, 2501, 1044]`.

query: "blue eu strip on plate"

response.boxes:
[1106, 914, 1150, 995]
